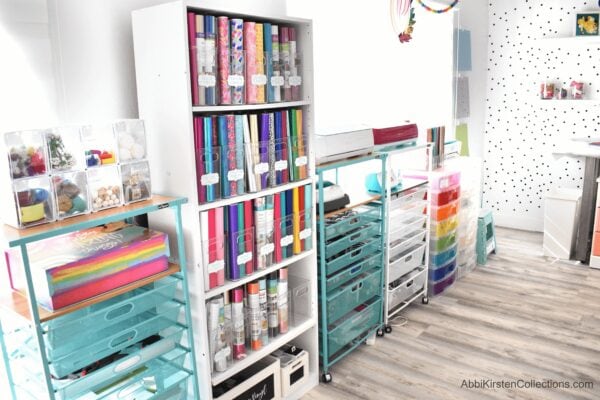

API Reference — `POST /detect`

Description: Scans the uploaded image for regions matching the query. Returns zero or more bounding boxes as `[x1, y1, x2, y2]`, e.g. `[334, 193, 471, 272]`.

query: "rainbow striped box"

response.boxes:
[7, 225, 169, 310]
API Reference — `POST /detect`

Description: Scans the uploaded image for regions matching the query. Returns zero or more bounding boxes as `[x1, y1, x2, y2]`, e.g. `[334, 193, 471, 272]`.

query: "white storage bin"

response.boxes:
[388, 243, 426, 283]
[387, 268, 426, 311]
[543, 188, 581, 259]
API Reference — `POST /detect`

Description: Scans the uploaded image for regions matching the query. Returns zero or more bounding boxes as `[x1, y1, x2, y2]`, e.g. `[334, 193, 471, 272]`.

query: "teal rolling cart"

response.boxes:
[316, 155, 387, 384]
[0, 196, 200, 400]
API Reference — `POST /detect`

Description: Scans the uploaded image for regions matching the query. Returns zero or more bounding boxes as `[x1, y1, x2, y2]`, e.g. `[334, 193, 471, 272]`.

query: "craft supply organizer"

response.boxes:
[316, 154, 387, 383]
[0, 196, 200, 400]
[132, 2, 318, 399]
[377, 145, 431, 333]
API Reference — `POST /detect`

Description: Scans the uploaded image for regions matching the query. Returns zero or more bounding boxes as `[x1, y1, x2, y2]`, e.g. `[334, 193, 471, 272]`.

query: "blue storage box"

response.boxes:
[431, 244, 457, 267]
[428, 257, 456, 282]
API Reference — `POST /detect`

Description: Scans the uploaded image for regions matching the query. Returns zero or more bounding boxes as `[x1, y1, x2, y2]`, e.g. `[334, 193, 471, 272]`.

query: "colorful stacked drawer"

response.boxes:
[318, 201, 384, 360]
[405, 169, 461, 297]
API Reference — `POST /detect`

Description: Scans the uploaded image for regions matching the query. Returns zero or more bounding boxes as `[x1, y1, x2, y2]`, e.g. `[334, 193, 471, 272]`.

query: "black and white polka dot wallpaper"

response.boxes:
[484, 0, 600, 230]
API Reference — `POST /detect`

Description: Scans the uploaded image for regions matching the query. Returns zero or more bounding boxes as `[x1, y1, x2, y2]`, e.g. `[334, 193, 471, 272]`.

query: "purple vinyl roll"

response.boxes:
[227, 204, 240, 280]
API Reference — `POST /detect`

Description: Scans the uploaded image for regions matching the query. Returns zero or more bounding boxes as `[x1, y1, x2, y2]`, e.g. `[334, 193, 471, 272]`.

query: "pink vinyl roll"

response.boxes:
[244, 22, 257, 104]
[217, 16, 231, 105]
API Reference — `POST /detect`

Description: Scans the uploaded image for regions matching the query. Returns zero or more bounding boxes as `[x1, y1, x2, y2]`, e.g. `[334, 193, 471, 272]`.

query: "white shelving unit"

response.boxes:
[131, 2, 318, 399]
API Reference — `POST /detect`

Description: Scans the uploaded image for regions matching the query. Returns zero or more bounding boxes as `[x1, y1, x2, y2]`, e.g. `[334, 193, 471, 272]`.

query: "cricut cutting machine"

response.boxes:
[315, 125, 374, 165]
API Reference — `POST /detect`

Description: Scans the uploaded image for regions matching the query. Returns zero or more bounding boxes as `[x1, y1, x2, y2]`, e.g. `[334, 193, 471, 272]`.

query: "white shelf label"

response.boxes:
[198, 74, 216, 87]
[207, 260, 225, 274]
[260, 243, 275, 256]
[251, 74, 267, 86]
[289, 76, 302, 86]
[200, 173, 219, 186]
[271, 76, 284, 87]
[300, 228, 312, 240]
[254, 163, 269, 174]
[237, 252, 253, 265]
[280, 235, 293, 247]
[228, 74, 245, 88]
[275, 160, 288, 171]
[227, 169, 244, 182]
[295, 156, 308, 167]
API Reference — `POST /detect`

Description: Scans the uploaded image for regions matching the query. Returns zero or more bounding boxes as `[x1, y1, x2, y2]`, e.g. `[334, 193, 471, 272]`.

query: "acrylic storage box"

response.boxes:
[428, 269, 456, 296]
[114, 119, 147, 163]
[430, 230, 457, 253]
[404, 169, 460, 191]
[80, 124, 118, 167]
[269, 346, 309, 398]
[387, 267, 427, 311]
[431, 214, 459, 238]
[327, 268, 382, 323]
[430, 199, 460, 222]
[46, 126, 84, 172]
[289, 275, 312, 327]
[120, 160, 152, 204]
[290, 134, 309, 182]
[246, 49, 267, 105]
[5, 176, 56, 228]
[431, 244, 458, 267]
[227, 45, 245, 106]
[87, 165, 122, 211]
[196, 146, 222, 204]
[428, 257, 456, 281]
[388, 243, 426, 283]
[52, 171, 90, 219]
[4, 129, 48, 179]
[430, 184, 461, 207]
[213, 357, 281, 400]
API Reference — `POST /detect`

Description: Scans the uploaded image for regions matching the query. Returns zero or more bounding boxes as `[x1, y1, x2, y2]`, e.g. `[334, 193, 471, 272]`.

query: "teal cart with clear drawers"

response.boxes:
[316, 155, 387, 384]
[0, 196, 200, 400]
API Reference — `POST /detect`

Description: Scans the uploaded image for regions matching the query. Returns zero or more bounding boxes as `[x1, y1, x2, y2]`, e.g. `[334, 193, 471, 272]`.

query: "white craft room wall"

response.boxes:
[483, 0, 599, 231]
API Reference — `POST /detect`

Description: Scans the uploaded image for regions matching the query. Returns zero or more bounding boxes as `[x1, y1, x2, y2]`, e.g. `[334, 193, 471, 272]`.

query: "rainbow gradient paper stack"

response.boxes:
[7, 225, 170, 310]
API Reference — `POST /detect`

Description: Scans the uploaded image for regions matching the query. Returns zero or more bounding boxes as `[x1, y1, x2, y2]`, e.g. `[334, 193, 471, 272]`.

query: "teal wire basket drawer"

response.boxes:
[326, 268, 382, 323]
[325, 252, 380, 292]
[323, 204, 382, 240]
[48, 301, 183, 378]
[325, 238, 381, 276]
[326, 298, 382, 358]
[324, 222, 381, 258]
[43, 276, 179, 350]
[53, 326, 186, 400]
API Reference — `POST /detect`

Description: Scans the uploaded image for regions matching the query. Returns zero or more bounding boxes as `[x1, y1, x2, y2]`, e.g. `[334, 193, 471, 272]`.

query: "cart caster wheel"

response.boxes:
[322, 373, 332, 383]
[422, 296, 429, 304]
[385, 325, 393, 334]
[376, 328, 385, 337]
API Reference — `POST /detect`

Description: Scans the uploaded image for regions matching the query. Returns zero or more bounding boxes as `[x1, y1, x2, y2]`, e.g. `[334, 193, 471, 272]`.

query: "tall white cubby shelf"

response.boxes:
[132, 2, 318, 399]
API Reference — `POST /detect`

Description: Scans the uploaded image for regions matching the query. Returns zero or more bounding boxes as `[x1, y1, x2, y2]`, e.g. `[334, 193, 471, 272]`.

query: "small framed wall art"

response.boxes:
[576, 12, 599, 36]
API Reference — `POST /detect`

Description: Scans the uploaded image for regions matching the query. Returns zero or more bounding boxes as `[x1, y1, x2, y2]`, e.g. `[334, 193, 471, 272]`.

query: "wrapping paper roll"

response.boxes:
[289, 27, 300, 101]
[195, 15, 206, 106]
[244, 22, 257, 104]
[271, 26, 281, 102]
[255, 24, 266, 103]
[204, 16, 217, 105]
[280, 27, 292, 101]
[217, 16, 231, 105]
[230, 19, 245, 105]
[226, 114, 237, 195]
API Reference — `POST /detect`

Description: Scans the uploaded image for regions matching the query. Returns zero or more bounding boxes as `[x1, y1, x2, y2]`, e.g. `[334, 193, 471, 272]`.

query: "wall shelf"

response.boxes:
[193, 100, 311, 113]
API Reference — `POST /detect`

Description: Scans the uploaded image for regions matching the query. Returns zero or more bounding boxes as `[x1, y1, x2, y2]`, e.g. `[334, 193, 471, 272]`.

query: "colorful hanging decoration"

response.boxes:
[416, 0, 460, 14]
[390, 0, 417, 43]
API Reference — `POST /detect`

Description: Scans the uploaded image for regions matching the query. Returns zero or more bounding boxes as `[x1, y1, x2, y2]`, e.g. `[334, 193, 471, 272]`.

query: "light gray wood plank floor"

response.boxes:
[304, 228, 600, 400]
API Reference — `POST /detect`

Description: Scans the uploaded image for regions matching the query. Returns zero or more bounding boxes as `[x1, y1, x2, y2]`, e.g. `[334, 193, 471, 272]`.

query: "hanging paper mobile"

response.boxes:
[416, 0, 460, 14]
[390, 0, 417, 43]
